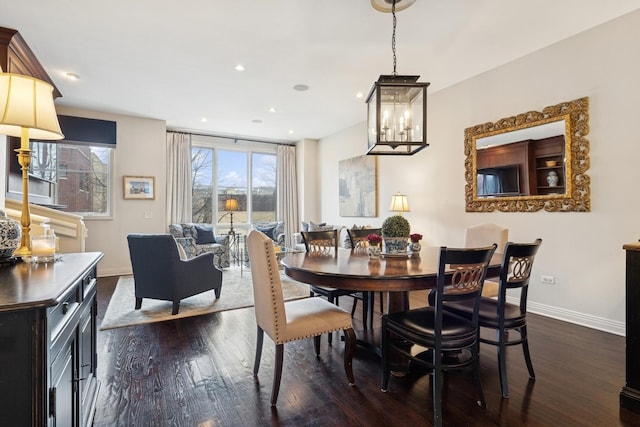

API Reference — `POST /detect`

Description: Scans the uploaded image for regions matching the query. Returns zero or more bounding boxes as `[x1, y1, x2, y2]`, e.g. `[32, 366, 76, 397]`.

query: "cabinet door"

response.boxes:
[50, 334, 76, 427]
[78, 288, 99, 427]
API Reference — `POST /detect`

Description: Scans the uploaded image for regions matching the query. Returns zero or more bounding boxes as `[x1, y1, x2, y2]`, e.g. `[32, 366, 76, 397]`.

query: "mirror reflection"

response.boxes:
[464, 97, 590, 212]
[475, 119, 567, 198]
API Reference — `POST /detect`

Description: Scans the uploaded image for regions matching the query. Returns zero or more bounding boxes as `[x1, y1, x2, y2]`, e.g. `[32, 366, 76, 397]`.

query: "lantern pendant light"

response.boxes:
[366, 0, 430, 155]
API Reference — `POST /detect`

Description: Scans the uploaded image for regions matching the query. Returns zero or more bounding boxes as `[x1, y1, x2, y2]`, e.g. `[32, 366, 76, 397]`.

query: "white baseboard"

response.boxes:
[98, 267, 132, 278]
[511, 297, 625, 337]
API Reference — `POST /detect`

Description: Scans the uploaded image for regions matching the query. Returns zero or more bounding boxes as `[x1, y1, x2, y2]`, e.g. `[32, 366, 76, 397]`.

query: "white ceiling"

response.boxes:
[2, 1, 638, 143]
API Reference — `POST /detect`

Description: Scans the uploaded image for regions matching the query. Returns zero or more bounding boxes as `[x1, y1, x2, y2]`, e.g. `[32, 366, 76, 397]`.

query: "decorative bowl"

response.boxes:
[545, 160, 557, 167]
[383, 237, 409, 254]
[0, 210, 21, 259]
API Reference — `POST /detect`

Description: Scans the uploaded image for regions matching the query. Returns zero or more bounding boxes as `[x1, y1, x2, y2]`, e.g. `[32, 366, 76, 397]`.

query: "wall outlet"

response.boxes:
[541, 275, 555, 284]
[144, 211, 153, 219]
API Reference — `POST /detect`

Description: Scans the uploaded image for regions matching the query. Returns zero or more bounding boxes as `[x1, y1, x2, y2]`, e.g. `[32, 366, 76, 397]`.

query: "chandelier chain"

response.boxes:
[391, 0, 397, 75]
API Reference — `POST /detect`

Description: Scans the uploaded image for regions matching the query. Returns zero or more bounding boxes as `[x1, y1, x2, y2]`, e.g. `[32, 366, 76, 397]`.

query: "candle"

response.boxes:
[31, 235, 56, 259]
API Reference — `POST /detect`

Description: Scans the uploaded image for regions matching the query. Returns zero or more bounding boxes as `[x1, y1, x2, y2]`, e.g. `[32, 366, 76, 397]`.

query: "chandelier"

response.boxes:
[366, 0, 429, 155]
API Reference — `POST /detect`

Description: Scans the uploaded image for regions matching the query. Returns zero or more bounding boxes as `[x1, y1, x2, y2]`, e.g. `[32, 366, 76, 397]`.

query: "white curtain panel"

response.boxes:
[277, 144, 299, 248]
[166, 132, 192, 225]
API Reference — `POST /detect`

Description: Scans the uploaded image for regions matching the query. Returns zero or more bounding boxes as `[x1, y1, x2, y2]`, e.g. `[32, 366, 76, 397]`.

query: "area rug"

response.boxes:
[100, 267, 310, 330]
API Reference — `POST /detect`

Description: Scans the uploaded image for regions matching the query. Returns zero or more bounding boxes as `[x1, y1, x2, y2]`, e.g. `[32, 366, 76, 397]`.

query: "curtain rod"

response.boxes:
[167, 128, 296, 147]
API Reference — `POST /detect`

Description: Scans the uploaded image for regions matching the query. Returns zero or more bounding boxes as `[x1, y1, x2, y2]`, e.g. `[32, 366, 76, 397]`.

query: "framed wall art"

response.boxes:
[338, 155, 377, 217]
[123, 176, 155, 200]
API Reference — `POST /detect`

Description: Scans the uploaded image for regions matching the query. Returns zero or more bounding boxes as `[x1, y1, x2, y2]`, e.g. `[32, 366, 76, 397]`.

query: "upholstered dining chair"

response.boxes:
[381, 244, 497, 427]
[443, 239, 542, 398]
[347, 228, 384, 329]
[464, 223, 509, 298]
[246, 230, 356, 405]
[301, 230, 362, 344]
[127, 234, 222, 315]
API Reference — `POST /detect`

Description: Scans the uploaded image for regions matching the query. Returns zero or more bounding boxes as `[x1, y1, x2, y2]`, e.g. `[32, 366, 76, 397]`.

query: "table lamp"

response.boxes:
[0, 73, 64, 257]
[389, 193, 410, 215]
[220, 198, 238, 235]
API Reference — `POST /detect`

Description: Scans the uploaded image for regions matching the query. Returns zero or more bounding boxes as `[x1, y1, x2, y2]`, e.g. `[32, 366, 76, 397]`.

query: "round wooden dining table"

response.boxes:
[281, 246, 501, 313]
[281, 246, 502, 370]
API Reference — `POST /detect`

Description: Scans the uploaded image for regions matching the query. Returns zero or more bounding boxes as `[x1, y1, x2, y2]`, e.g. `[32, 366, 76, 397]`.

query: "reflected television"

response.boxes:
[477, 164, 520, 197]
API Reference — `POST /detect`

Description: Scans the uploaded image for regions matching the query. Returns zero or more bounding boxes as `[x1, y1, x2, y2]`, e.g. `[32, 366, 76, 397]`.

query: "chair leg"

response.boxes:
[350, 297, 358, 318]
[343, 328, 356, 385]
[381, 319, 390, 391]
[271, 344, 284, 406]
[497, 329, 509, 398]
[172, 300, 180, 315]
[254, 326, 264, 376]
[314, 335, 321, 356]
[362, 292, 369, 330]
[135, 297, 142, 310]
[473, 341, 486, 408]
[327, 296, 335, 345]
[214, 287, 221, 299]
[521, 325, 536, 379]
[433, 347, 443, 427]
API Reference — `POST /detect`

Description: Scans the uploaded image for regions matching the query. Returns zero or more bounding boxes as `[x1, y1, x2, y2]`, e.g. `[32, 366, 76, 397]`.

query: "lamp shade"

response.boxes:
[0, 73, 63, 141]
[225, 198, 238, 211]
[389, 193, 410, 212]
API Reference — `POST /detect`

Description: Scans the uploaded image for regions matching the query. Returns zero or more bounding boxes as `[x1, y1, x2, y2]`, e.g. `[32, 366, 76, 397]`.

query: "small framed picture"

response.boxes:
[123, 176, 155, 200]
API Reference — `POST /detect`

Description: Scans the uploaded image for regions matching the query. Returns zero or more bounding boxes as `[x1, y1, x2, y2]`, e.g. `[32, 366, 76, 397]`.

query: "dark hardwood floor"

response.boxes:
[94, 274, 640, 426]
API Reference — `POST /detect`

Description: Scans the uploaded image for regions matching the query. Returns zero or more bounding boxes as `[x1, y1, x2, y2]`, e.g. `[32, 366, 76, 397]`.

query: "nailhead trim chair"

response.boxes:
[246, 230, 356, 405]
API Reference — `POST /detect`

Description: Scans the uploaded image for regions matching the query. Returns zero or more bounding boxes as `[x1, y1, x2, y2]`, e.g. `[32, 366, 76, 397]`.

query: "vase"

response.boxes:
[547, 170, 559, 187]
[410, 242, 421, 253]
[0, 210, 21, 259]
[384, 237, 409, 254]
[368, 245, 381, 258]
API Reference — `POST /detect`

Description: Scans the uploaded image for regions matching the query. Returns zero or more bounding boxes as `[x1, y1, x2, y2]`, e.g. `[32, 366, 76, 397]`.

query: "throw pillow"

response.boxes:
[194, 224, 215, 244]
[256, 225, 277, 240]
[309, 221, 333, 231]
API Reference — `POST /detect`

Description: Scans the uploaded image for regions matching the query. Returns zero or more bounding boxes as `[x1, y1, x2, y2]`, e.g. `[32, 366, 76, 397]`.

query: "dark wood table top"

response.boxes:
[0, 252, 103, 312]
[282, 247, 502, 292]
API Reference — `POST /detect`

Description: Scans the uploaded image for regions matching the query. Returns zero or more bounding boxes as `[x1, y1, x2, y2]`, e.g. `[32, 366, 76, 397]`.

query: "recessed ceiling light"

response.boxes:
[289, 130, 294, 135]
[356, 92, 364, 99]
[65, 72, 80, 80]
[269, 107, 277, 113]
[293, 84, 309, 92]
[201, 117, 208, 123]
[235, 64, 245, 71]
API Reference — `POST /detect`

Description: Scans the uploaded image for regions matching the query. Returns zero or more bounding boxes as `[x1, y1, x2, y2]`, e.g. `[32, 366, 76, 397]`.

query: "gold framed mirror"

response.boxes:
[464, 97, 590, 212]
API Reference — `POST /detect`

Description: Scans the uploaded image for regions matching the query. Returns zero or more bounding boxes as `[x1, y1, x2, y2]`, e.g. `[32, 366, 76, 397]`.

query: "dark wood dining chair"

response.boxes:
[347, 228, 384, 329]
[381, 244, 497, 427]
[443, 238, 542, 398]
[302, 230, 361, 344]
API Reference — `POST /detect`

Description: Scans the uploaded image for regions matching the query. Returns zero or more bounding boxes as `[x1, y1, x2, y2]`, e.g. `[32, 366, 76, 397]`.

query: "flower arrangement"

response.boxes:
[367, 233, 383, 246]
[410, 233, 423, 243]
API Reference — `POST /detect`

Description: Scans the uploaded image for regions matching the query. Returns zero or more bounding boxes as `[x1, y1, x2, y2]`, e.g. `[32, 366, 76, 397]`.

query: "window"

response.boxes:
[6, 139, 113, 217]
[191, 137, 277, 232]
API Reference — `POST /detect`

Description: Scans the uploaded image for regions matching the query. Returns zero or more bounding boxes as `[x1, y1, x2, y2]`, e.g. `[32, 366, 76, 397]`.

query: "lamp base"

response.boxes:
[14, 146, 33, 257]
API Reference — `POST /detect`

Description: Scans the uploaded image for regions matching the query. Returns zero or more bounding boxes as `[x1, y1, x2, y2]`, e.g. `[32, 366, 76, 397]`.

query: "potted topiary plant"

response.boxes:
[381, 215, 411, 254]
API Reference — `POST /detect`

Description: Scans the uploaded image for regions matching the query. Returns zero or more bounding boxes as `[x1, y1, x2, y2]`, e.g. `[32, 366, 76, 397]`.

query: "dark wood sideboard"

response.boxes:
[622, 243, 640, 413]
[0, 252, 103, 426]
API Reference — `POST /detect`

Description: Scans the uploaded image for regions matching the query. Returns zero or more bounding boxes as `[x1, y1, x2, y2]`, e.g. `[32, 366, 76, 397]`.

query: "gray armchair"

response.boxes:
[127, 234, 223, 315]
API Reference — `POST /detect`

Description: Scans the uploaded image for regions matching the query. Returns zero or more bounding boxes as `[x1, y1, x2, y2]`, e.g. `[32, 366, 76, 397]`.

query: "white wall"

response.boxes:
[55, 107, 167, 276]
[316, 10, 640, 335]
